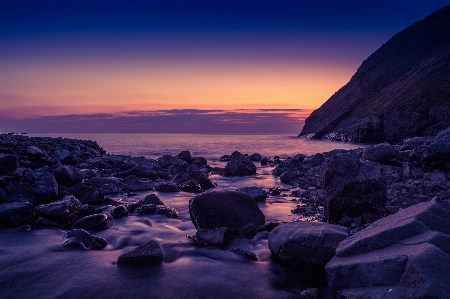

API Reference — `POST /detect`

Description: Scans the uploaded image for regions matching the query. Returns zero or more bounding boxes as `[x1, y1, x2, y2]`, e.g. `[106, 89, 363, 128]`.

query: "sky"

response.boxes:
[1, 0, 449, 133]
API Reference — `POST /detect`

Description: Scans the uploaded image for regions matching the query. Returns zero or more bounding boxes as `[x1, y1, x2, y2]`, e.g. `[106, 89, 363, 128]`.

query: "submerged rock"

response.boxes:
[189, 191, 265, 230]
[63, 229, 107, 250]
[117, 240, 163, 266]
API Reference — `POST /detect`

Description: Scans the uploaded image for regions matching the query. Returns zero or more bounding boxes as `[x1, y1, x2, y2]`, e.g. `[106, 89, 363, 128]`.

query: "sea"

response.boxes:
[1, 133, 362, 299]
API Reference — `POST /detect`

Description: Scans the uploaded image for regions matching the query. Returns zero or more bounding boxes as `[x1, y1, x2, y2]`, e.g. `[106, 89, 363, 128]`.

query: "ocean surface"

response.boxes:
[1, 133, 362, 299]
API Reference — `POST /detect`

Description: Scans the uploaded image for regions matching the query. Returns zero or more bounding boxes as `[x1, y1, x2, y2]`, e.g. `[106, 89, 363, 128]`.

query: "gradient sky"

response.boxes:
[1, 0, 449, 133]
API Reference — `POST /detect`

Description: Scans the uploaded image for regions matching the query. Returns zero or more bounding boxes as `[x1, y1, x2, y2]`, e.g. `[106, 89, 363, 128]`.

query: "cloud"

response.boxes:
[0, 109, 311, 134]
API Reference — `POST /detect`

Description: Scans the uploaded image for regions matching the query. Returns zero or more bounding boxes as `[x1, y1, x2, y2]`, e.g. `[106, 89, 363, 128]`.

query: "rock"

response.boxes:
[224, 151, 257, 176]
[268, 222, 348, 269]
[117, 240, 163, 266]
[250, 153, 262, 161]
[129, 165, 158, 179]
[30, 172, 58, 204]
[188, 227, 236, 247]
[35, 195, 82, 224]
[89, 177, 123, 194]
[177, 150, 192, 162]
[157, 154, 180, 168]
[190, 157, 208, 167]
[5, 182, 37, 205]
[422, 127, 450, 166]
[134, 204, 179, 218]
[111, 205, 128, 218]
[26, 146, 44, 156]
[189, 191, 265, 230]
[63, 229, 107, 250]
[0, 188, 7, 204]
[237, 186, 267, 202]
[326, 200, 450, 298]
[219, 155, 231, 162]
[179, 179, 203, 193]
[122, 175, 154, 191]
[0, 202, 35, 227]
[188, 170, 215, 190]
[34, 217, 59, 228]
[53, 166, 83, 186]
[239, 223, 257, 236]
[321, 153, 387, 223]
[229, 248, 259, 261]
[142, 194, 164, 205]
[71, 213, 113, 230]
[362, 143, 398, 163]
[402, 137, 426, 149]
[0, 154, 18, 175]
[155, 182, 180, 192]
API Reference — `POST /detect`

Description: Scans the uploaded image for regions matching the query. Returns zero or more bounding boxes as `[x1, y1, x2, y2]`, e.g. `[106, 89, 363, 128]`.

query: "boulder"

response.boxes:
[35, 195, 82, 224]
[0, 154, 18, 175]
[321, 153, 386, 223]
[237, 186, 267, 202]
[134, 204, 179, 218]
[268, 222, 348, 269]
[177, 150, 192, 162]
[71, 213, 113, 230]
[188, 227, 236, 247]
[361, 143, 398, 163]
[0, 188, 7, 204]
[5, 181, 37, 205]
[179, 179, 203, 193]
[110, 205, 128, 218]
[250, 153, 262, 161]
[224, 151, 257, 176]
[117, 240, 163, 266]
[326, 200, 450, 298]
[63, 229, 107, 250]
[188, 170, 215, 190]
[155, 182, 180, 192]
[142, 194, 164, 206]
[421, 127, 450, 166]
[53, 165, 83, 186]
[30, 172, 59, 204]
[0, 202, 35, 227]
[129, 165, 158, 179]
[26, 145, 44, 156]
[189, 191, 265, 230]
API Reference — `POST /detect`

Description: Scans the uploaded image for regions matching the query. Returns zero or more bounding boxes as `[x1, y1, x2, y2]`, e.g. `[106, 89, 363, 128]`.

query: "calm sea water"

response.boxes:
[27, 133, 361, 160]
[1, 133, 363, 299]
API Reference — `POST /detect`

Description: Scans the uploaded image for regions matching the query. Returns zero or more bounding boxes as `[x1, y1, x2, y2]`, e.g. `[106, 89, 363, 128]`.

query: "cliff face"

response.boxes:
[300, 5, 450, 143]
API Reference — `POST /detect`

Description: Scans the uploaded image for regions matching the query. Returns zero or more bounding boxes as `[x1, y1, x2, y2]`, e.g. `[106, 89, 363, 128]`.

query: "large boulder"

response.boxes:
[117, 240, 163, 266]
[35, 195, 82, 224]
[268, 222, 348, 269]
[224, 151, 257, 176]
[0, 154, 18, 175]
[189, 191, 265, 230]
[0, 202, 35, 227]
[53, 165, 83, 187]
[321, 153, 386, 223]
[326, 200, 450, 298]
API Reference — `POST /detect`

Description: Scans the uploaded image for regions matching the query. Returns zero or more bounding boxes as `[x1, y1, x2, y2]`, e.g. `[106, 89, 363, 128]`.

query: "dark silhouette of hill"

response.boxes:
[300, 4, 450, 143]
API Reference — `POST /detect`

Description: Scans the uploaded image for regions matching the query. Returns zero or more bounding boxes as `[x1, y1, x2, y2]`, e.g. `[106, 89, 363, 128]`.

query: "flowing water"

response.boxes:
[1, 133, 362, 299]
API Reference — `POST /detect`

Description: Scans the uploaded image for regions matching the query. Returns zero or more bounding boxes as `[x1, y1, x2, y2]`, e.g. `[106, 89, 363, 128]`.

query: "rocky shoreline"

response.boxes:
[1, 130, 450, 298]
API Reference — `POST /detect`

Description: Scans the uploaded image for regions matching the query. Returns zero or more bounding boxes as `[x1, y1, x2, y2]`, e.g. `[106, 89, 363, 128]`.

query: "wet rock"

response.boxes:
[5, 181, 37, 205]
[71, 213, 113, 231]
[219, 155, 231, 162]
[188, 170, 215, 190]
[268, 222, 348, 269]
[0, 202, 35, 227]
[134, 204, 179, 218]
[89, 177, 123, 194]
[78, 204, 102, 219]
[179, 179, 203, 193]
[188, 227, 236, 247]
[155, 182, 180, 192]
[111, 205, 128, 218]
[26, 146, 44, 157]
[362, 143, 398, 163]
[30, 172, 58, 204]
[157, 154, 180, 168]
[229, 248, 259, 261]
[239, 223, 257, 236]
[129, 165, 158, 179]
[142, 194, 164, 206]
[35, 195, 82, 224]
[237, 186, 267, 202]
[250, 153, 262, 161]
[63, 229, 107, 250]
[224, 151, 257, 176]
[117, 240, 163, 266]
[122, 175, 154, 191]
[190, 156, 208, 167]
[0, 154, 18, 175]
[321, 153, 387, 223]
[177, 150, 192, 162]
[34, 217, 59, 228]
[189, 191, 265, 230]
[260, 157, 269, 165]
[326, 200, 450, 298]
[53, 165, 83, 187]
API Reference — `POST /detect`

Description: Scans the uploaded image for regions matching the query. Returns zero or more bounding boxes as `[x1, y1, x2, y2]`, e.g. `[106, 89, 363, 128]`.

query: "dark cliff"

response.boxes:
[300, 5, 450, 143]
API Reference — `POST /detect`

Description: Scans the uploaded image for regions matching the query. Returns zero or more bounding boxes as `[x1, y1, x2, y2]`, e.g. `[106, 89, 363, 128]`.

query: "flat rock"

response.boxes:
[189, 191, 265, 230]
[326, 200, 450, 298]
[268, 221, 348, 268]
[0, 202, 35, 227]
[117, 240, 163, 266]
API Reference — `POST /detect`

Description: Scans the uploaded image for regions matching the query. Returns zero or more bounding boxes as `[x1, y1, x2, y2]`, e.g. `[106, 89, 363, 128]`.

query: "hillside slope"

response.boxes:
[300, 5, 450, 143]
